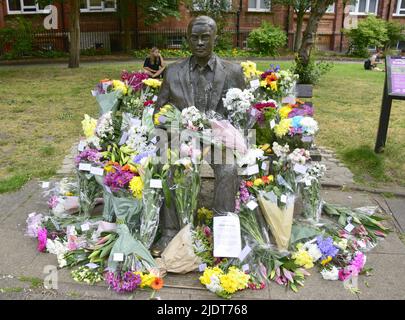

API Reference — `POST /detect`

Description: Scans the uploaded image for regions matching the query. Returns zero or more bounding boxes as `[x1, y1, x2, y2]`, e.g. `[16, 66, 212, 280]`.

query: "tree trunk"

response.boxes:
[120, 0, 132, 52]
[68, 0, 80, 68]
[298, 1, 334, 66]
[294, 13, 305, 52]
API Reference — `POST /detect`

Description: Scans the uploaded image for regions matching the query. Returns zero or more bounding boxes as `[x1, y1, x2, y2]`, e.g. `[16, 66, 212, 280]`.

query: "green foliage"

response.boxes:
[292, 56, 333, 84]
[133, 48, 269, 59]
[215, 32, 233, 51]
[247, 22, 287, 56]
[385, 21, 405, 50]
[0, 17, 34, 59]
[345, 16, 389, 57]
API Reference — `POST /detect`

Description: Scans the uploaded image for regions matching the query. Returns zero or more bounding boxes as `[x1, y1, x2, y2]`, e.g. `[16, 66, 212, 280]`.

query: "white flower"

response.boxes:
[272, 142, 290, 159]
[96, 111, 115, 139]
[206, 275, 222, 294]
[321, 266, 339, 281]
[46, 238, 68, 268]
[287, 148, 310, 165]
[306, 243, 322, 262]
[223, 88, 254, 114]
[236, 147, 264, 167]
[52, 199, 67, 217]
[126, 124, 153, 154]
[334, 238, 348, 250]
[300, 117, 319, 136]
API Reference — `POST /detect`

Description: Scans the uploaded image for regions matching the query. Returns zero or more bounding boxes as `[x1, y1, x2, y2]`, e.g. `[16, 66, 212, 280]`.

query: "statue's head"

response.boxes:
[187, 16, 217, 59]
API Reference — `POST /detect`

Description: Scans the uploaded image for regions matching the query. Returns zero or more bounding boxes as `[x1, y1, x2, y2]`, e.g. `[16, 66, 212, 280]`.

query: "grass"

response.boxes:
[0, 60, 404, 193]
[17, 276, 43, 289]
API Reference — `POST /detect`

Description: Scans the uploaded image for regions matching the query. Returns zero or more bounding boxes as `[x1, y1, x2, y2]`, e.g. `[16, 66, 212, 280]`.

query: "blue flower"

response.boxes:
[291, 116, 304, 129]
[316, 236, 339, 259]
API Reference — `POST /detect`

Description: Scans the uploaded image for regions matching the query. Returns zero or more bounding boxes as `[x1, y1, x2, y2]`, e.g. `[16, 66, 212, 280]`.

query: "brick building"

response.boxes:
[0, 0, 404, 53]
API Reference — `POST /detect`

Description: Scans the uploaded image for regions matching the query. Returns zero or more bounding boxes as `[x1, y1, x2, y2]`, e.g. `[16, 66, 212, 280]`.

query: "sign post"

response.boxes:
[375, 56, 405, 153]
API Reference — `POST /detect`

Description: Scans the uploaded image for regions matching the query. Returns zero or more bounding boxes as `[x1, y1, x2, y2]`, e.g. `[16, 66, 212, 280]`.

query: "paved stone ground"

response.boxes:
[1, 144, 405, 300]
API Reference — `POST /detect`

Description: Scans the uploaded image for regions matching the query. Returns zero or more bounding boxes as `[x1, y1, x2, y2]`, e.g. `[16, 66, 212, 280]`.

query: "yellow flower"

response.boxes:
[65, 192, 73, 196]
[279, 106, 293, 119]
[253, 178, 264, 187]
[260, 80, 267, 88]
[129, 176, 144, 199]
[139, 272, 155, 288]
[274, 119, 292, 138]
[197, 207, 214, 224]
[292, 246, 314, 269]
[81, 114, 97, 138]
[241, 61, 258, 80]
[321, 256, 332, 266]
[142, 78, 162, 89]
[199, 267, 223, 286]
[220, 267, 250, 293]
[112, 80, 128, 95]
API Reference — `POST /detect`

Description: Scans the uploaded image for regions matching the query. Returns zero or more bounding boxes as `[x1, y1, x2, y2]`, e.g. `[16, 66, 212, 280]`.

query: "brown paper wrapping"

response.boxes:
[156, 224, 202, 274]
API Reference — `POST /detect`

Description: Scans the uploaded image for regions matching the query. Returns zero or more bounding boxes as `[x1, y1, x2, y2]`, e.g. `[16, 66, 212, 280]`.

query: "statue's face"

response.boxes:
[188, 23, 216, 58]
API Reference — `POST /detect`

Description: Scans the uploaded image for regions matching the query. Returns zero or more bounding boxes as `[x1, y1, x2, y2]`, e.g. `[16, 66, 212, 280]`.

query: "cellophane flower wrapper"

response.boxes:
[301, 180, 323, 223]
[172, 165, 201, 229]
[77, 170, 103, 217]
[110, 192, 143, 238]
[142, 105, 156, 135]
[96, 90, 122, 115]
[257, 191, 295, 252]
[107, 224, 157, 273]
[140, 186, 163, 250]
[94, 175, 115, 222]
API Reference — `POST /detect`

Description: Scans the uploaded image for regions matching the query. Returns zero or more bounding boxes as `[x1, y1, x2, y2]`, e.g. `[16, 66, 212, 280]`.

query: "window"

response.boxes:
[6, 0, 50, 14]
[349, 0, 379, 15]
[248, 0, 270, 12]
[394, 0, 405, 15]
[80, 0, 117, 12]
[326, 4, 335, 13]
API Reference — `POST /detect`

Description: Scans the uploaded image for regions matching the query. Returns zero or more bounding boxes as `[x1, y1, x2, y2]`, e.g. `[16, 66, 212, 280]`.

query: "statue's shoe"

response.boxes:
[150, 234, 176, 258]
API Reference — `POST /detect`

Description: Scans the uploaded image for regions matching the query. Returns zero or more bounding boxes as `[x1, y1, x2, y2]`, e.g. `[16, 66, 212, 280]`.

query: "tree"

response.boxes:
[297, 0, 335, 67]
[272, 0, 311, 52]
[118, 0, 181, 51]
[184, 0, 234, 50]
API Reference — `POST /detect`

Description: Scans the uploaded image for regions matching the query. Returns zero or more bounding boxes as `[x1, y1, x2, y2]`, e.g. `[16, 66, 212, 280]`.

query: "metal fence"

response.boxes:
[0, 26, 252, 57]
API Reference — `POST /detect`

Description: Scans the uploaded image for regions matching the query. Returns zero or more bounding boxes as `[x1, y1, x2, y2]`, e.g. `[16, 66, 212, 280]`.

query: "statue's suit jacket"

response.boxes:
[156, 55, 246, 115]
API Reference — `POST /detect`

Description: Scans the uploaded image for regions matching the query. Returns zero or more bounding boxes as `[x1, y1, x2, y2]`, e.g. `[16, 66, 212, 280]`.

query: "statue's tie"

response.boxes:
[195, 68, 208, 112]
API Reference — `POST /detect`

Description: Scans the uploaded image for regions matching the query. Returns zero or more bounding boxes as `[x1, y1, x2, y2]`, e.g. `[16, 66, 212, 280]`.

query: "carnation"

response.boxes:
[321, 266, 339, 281]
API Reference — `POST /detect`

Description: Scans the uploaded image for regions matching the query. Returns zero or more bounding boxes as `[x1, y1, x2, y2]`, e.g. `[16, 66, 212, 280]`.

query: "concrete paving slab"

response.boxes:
[385, 198, 405, 233]
[357, 253, 405, 300]
[269, 271, 358, 300]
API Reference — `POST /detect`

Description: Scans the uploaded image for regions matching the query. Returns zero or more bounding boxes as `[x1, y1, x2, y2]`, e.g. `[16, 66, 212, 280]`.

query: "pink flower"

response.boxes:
[351, 252, 366, 275]
[203, 226, 212, 237]
[37, 227, 47, 252]
[374, 230, 386, 238]
[338, 230, 348, 238]
[67, 235, 78, 251]
[47, 195, 59, 209]
[338, 268, 352, 281]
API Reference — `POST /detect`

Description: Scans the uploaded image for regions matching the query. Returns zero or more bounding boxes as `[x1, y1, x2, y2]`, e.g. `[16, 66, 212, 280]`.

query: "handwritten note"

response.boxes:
[213, 216, 241, 258]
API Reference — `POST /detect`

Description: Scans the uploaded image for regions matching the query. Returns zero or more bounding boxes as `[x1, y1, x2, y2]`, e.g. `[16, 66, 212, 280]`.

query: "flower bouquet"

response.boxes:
[171, 157, 201, 228]
[138, 157, 169, 249]
[222, 88, 255, 129]
[199, 266, 250, 299]
[92, 79, 126, 115]
[75, 148, 105, 217]
[299, 163, 326, 222]
[103, 163, 144, 237]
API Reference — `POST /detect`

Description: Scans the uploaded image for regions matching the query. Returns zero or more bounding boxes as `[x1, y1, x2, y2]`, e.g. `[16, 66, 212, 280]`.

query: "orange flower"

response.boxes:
[262, 176, 270, 184]
[265, 73, 278, 85]
[246, 181, 254, 188]
[151, 277, 164, 290]
[122, 164, 131, 171]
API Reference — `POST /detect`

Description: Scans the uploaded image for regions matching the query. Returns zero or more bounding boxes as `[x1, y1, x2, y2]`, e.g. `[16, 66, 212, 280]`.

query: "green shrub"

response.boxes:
[0, 17, 34, 58]
[385, 21, 405, 50]
[247, 22, 287, 56]
[292, 56, 333, 85]
[345, 16, 389, 57]
[215, 32, 233, 51]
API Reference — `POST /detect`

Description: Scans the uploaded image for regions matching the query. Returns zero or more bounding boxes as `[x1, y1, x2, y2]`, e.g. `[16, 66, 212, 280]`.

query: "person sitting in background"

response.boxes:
[369, 48, 384, 71]
[143, 47, 165, 78]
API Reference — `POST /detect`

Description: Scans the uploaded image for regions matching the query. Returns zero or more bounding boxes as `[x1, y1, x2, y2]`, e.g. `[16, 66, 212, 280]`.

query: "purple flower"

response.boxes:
[239, 181, 250, 204]
[48, 195, 59, 209]
[316, 236, 339, 259]
[37, 227, 47, 252]
[104, 166, 135, 191]
[133, 151, 155, 164]
[288, 104, 314, 118]
[75, 149, 103, 166]
[121, 70, 149, 92]
[105, 271, 142, 293]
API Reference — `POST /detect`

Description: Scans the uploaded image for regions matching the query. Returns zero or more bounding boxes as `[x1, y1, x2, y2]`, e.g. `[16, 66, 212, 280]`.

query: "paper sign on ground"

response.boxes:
[79, 163, 91, 171]
[213, 216, 241, 258]
[90, 166, 104, 176]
